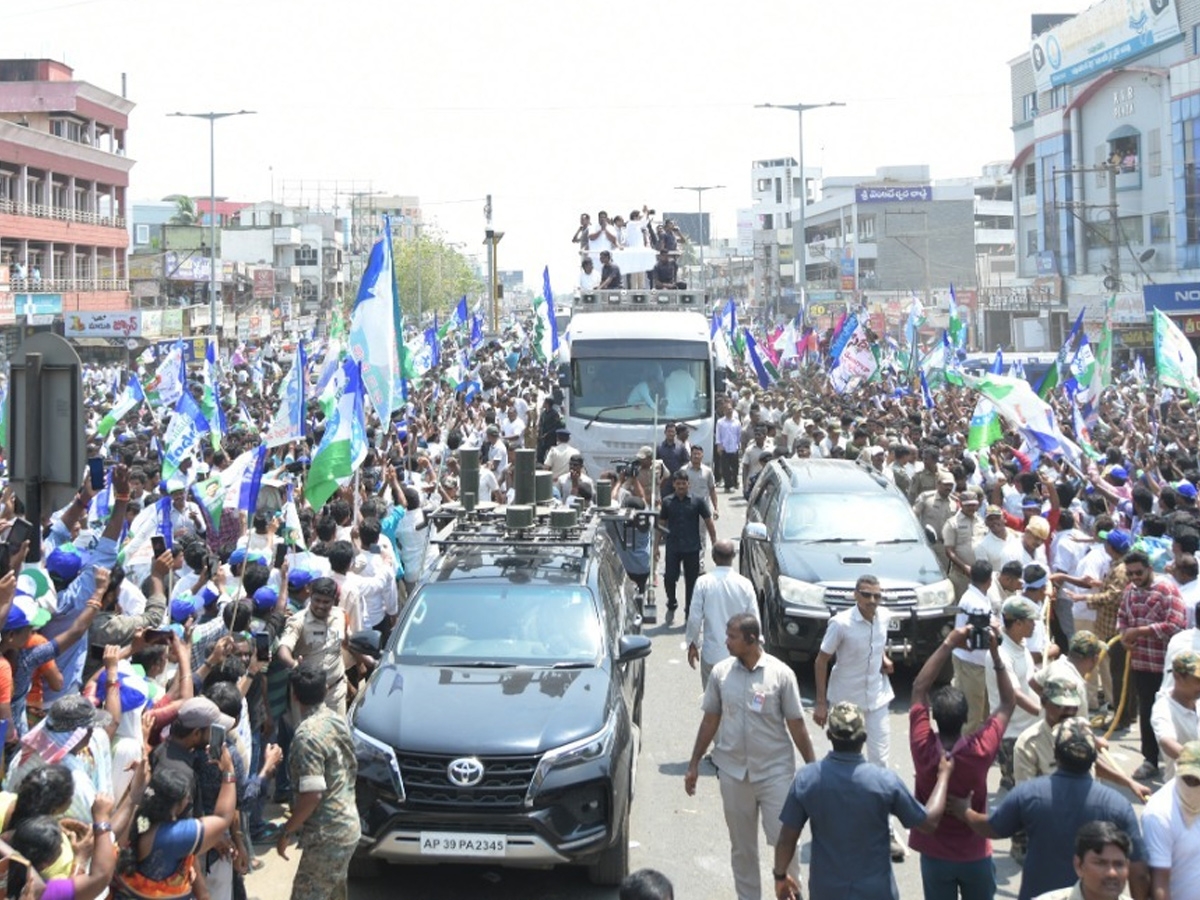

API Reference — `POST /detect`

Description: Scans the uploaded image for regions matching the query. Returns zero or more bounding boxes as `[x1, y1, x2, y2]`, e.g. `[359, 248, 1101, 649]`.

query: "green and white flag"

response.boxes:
[305, 358, 368, 510]
[1154, 309, 1200, 402]
[966, 398, 1003, 451]
[99, 373, 145, 436]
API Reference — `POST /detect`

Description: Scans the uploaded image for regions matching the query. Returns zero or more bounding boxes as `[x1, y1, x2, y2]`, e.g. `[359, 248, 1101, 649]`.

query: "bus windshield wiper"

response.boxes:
[584, 404, 640, 429]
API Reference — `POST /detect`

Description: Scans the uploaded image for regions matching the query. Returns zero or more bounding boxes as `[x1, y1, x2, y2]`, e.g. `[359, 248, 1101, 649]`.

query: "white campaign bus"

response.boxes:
[560, 290, 719, 477]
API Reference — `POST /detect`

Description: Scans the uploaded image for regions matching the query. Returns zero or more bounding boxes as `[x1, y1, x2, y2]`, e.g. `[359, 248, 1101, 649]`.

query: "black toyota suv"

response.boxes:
[740, 457, 957, 664]
[348, 507, 650, 886]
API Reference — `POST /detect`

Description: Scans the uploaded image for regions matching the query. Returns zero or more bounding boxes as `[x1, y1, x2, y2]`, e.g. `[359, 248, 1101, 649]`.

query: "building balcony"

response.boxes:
[0, 197, 125, 229]
[6, 277, 128, 292]
[975, 228, 1015, 246]
[273, 227, 301, 246]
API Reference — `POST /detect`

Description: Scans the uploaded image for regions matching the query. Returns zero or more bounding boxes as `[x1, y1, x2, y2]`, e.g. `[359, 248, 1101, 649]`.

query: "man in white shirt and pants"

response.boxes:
[685, 541, 757, 688]
[953, 559, 996, 735]
[813, 572, 908, 860]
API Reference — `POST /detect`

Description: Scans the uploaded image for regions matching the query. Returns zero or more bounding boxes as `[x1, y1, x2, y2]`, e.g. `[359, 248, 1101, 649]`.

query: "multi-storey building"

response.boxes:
[1008, 0, 1200, 358]
[0, 59, 134, 326]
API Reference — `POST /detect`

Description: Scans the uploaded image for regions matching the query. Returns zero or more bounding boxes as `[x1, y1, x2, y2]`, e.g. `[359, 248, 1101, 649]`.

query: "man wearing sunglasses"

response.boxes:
[813, 574, 905, 860]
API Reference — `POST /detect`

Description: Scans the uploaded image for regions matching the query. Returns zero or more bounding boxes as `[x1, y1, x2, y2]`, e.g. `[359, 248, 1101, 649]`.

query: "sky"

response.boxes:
[6, 0, 1094, 294]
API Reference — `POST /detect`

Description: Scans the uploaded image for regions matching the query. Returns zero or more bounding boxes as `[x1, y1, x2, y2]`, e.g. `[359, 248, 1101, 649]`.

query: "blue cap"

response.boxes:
[197, 584, 220, 607]
[229, 548, 248, 566]
[46, 546, 83, 581]
[252, 586, 278, 611]
[170, 594, 199, 624]
[287, 568, 315, 590]
[1106, 529, 1133, 554]
[1110, 466, 1129, 482]
[4, 596, 49, 632]
[245, 553, 269, 567]
[1179, 481, 1198, 500]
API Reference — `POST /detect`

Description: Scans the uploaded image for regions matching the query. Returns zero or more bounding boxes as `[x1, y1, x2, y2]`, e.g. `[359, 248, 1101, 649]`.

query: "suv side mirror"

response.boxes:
[617, 634, 652, 663]
[348, 629, 383, 659]
[744, 522, 769, 541]
[924, 524, 939, 546]
[557, 363, 570, 390]
[715, 368, 727, 393]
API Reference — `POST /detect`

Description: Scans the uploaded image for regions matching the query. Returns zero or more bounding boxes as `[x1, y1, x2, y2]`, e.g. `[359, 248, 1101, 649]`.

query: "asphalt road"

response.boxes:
[245, 492, 1153, 900]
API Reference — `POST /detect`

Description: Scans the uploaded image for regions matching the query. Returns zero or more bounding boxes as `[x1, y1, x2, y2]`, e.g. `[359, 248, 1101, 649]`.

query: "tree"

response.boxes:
[390, 228, 482, 324]
[165, 195, 198, 226]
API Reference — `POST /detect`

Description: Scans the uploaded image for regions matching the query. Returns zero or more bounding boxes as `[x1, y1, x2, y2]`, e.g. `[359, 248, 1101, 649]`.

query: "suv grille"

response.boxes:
[824, 587, 917, 609]
[396, 753, 541, 810]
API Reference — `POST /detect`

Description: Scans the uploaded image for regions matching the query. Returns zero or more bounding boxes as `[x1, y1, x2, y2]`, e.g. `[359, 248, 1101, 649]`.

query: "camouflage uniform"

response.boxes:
[288, 706, 361, 900]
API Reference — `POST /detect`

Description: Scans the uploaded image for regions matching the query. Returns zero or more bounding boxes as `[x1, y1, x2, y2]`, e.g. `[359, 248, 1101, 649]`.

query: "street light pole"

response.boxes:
[673, 185, 724, 293]
[755, 101, 844, 322]
[168, 110, 257, 338]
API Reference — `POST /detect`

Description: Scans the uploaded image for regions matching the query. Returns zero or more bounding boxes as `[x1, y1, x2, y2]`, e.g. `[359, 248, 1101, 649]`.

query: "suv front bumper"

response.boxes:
[772, 604, 956, 662]
[355, 775, 617, 869]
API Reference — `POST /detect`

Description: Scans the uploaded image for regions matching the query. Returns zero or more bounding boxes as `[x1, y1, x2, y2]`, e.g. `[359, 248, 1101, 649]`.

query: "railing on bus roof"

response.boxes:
[572, 289, 710, 312]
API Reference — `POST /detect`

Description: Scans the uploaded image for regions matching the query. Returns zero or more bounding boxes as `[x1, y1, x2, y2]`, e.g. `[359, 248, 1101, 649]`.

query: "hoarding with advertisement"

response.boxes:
[0, 291, 14, 326]
[1143, 281, 1200, 313]
[64, 312, 141, 338]
[1031, 0, 1181, 93]
[253, 268, 275, 299]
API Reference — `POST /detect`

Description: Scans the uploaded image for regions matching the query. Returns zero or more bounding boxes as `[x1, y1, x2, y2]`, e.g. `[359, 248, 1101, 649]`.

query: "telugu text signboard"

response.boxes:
[63, 311, 141, 338]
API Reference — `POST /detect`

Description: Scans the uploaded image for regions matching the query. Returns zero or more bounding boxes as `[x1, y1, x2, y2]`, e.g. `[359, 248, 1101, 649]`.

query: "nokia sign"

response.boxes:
[1143, 282, 1200, 313]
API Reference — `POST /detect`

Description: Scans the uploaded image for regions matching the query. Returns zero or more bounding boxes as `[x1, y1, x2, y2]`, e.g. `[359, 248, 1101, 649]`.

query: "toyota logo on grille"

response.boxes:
[446, 757, 485, 787]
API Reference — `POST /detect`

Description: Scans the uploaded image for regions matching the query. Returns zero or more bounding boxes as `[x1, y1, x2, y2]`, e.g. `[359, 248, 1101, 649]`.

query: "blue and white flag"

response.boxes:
[470, 314, 484, 351]
[156, 495, 173, 552]
[1134, 354, 1147, 384]
[161, 392, 210, 480]
[744, 329, 772, 389]
[220, 444, 268, 514]
[263, 342, 307, 448]
[990, 347, 1004, 375]
[349, 215, 398, 417]
[532, 267, 559, 365]
[919, 370, 935, 409]
[423, 325, 441, 368]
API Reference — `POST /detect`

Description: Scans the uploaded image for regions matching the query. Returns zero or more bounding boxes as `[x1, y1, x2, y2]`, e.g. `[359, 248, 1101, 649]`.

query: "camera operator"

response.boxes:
[615, 460, 647, 507]
[953, 560, 996, 735]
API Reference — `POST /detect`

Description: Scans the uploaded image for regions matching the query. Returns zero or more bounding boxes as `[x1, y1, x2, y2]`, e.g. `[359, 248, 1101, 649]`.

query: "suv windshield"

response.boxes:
[781, 493, 924, 543]
[570, 356, 711, 423]
[394, 584, 603, 666]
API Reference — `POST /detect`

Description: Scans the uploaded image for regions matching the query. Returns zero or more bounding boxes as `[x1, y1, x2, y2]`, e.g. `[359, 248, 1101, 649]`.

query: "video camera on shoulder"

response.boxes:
[966, 612, 992, 651]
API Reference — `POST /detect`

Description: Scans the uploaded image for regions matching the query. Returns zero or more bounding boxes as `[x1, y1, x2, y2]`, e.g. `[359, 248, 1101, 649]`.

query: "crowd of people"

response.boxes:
[676, 366, 1200, 899]
[0, 317, 1195, 900]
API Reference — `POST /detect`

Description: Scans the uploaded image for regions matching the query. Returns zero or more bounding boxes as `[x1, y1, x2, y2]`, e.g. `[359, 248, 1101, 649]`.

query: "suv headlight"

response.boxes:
[525, 711, 618, 807]
[352, 726, 404, 801]
[915, 578, 956, 609]
[777, 575, 826, 612]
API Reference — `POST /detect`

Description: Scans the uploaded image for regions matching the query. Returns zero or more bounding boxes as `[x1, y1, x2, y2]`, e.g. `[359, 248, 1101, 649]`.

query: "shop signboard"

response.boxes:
[63, 311, 141, 338]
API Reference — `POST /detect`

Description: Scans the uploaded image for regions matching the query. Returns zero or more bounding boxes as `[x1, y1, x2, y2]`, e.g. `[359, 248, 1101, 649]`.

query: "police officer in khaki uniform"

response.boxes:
[944, 487, 988, 599]
[914, 470, 957, 574]
[907, 446, 943, 503]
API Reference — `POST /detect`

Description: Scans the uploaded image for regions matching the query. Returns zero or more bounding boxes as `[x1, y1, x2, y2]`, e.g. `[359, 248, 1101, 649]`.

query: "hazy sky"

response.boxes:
[7, 0, 1091, 293]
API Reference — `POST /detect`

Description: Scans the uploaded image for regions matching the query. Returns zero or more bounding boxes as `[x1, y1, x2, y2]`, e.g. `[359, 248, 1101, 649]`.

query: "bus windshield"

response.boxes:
[570, 356, 711, 424]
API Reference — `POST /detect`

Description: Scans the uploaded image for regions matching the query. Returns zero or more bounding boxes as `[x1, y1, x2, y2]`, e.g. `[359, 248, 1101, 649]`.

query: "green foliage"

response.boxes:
[390, 230, 482, 323]
[168, 196, 198, 226]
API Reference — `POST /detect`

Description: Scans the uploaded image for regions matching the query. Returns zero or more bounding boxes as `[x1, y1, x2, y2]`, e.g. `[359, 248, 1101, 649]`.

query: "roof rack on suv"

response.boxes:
[430, 502, 601, 555]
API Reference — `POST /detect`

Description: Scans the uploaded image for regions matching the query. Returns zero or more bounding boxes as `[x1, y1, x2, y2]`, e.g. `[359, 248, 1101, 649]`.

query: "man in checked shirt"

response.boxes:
[1118, 549, 1187, 781]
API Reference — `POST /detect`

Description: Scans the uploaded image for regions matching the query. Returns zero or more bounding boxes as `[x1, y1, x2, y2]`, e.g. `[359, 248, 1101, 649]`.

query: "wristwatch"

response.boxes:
[772, 871, 788, 881]
[93, 822, 113, 836]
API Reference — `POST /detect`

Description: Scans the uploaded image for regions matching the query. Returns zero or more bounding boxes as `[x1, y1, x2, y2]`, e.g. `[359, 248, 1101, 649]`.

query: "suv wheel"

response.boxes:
[586, 805, 630, 885]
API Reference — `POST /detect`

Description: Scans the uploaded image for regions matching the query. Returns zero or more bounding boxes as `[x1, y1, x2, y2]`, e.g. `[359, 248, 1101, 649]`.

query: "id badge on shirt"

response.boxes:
[749, 691, 766, 713]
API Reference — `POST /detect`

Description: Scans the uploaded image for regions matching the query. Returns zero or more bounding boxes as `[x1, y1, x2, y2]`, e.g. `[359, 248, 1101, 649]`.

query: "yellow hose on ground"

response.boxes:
[1091, 634, 1134, 742]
